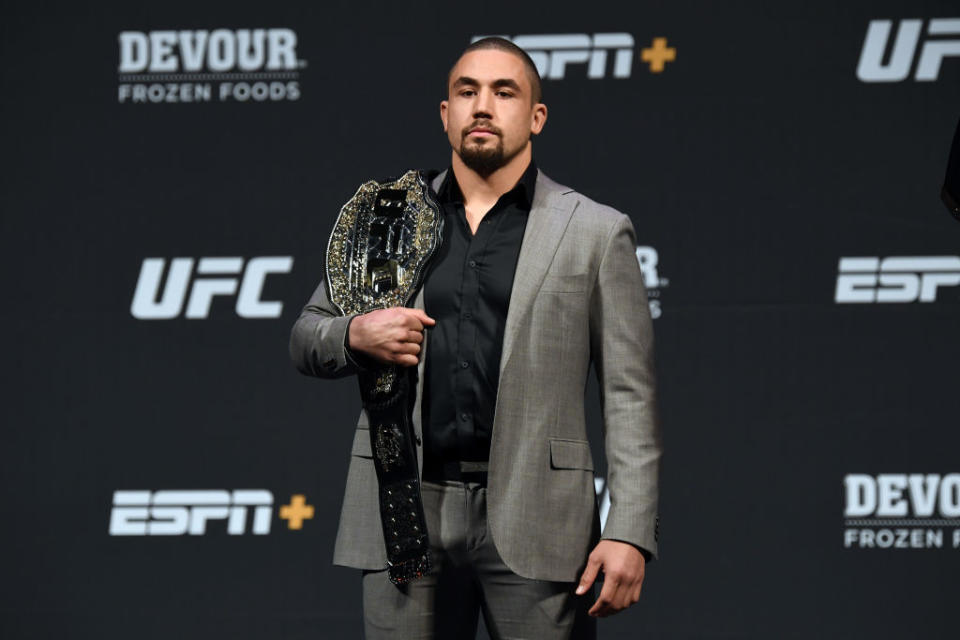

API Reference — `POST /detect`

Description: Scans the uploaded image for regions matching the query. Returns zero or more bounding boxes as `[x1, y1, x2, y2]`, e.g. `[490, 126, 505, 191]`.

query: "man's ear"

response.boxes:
[531, 103, 548, 135]
[440, 100, 449, 132]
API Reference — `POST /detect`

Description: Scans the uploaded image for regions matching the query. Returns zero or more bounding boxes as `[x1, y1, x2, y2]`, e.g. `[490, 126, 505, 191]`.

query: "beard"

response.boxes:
[457, 123, 527, 177]
[459, 141, 506, 177]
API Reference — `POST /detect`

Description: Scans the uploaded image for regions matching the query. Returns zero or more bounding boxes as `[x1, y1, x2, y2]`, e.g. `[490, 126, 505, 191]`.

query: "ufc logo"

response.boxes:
[857, 18, 960, 82]
[131, 256, 293, 319]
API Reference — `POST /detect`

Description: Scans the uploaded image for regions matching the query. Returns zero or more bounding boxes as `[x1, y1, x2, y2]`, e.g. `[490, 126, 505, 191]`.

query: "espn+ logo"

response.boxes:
[109, 490, 315, 535]
[834, 256, 960, 303]
[472, 33, 676, 80]
[857, 18, 960, 82]
[131, 256, 292, 319]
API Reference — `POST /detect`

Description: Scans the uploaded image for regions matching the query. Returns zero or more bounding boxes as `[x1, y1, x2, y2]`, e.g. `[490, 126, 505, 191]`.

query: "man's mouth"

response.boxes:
[466, 124, 499, 138]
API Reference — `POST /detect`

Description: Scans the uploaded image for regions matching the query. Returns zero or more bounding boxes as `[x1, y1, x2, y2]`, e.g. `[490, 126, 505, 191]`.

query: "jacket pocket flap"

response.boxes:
[549, 438, 594, 470]
[540, 273, 588, 293]
[351, 428, 373, 458]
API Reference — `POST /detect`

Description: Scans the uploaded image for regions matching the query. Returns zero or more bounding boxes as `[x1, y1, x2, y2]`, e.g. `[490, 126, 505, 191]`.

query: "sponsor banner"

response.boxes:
[471, 33, 676, 79]
[117, 29, 306, 104]
[131, 256, 293, 319]
[637, 245, 669, 319]
[835, 256, 960, 304]
[857, 18, 960, 83]
[109, 490, 315, 535]
[843, 474, 960, 550]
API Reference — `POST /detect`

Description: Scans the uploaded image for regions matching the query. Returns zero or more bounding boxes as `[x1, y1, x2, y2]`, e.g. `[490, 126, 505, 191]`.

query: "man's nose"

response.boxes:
[472, 89, 495, 119]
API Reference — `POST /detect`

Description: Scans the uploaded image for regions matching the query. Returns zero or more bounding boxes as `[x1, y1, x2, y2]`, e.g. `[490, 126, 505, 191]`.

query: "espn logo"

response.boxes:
[834, 256, 960, 303]
[109, 489, 274, 535]
[473, 33, 660, 80]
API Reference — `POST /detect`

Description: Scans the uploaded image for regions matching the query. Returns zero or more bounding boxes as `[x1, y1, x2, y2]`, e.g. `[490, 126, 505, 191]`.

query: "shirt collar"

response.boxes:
[438, 160, 538, 209]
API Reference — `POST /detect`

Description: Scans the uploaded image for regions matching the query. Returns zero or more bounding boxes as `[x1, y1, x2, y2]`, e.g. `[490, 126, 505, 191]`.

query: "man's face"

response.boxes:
[440, 49, 546, 176]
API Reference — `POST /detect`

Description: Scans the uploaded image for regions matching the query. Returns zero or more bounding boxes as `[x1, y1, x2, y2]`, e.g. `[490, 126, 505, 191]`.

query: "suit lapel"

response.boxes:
[430, 170, 447, 193]
[499, 171, 578, 375]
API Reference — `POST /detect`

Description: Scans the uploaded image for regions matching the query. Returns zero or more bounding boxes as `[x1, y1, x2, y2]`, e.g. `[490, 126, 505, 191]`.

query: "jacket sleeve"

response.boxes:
[289, 272, 366, 379]
[589, 213, 662, 559]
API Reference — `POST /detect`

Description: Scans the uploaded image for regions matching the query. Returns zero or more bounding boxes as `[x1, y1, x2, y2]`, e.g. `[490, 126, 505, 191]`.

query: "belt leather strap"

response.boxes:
[325, 170, 444, 584]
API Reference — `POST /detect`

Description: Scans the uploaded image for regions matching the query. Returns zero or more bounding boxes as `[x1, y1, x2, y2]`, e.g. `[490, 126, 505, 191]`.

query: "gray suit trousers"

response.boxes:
[362, 479, 596, 640]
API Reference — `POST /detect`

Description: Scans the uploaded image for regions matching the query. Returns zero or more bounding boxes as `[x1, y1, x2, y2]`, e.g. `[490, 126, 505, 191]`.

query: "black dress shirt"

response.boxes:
[421, 161, 537, 463]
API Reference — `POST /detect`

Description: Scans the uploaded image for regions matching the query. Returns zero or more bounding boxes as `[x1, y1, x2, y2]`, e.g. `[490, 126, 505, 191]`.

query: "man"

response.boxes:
[290, 37, 660, 639]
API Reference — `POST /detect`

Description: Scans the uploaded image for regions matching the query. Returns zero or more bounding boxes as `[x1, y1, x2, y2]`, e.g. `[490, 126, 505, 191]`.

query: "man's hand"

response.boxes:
[348, 307, 435, 367]
[576, 540, 646, 617]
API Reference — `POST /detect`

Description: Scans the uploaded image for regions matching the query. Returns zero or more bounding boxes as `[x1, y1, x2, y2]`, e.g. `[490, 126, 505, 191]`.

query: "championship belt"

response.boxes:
[325, 170, 443, 585]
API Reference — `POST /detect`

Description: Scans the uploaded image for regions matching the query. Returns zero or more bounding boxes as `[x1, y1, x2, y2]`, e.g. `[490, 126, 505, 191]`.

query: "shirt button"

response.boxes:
[460, 361, 470, 369]
[469, 260, 477, 268]
[464, 312, 472, 319]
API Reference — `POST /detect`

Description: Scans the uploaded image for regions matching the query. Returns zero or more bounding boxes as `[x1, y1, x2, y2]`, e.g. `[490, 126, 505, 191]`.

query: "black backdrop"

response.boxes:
[2, 1, 959, 638]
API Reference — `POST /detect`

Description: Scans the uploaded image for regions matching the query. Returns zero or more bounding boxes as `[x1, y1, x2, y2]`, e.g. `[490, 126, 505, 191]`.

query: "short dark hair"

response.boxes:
[448, 37, 543, 105]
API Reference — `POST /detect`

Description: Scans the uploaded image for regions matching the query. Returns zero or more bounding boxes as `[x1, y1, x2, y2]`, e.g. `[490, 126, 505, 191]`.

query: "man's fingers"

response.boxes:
[588, 576, 618, 617]
[404, 308, 436, 327]
[576, 557, 601, 595]
[590, 576, 641, 617]
[384, 339, 420, 366]
[388, 341, 420, 356]
[393, 353, 419, 366]
[389, 327, 423, 344]
[351, 308, 431, 365]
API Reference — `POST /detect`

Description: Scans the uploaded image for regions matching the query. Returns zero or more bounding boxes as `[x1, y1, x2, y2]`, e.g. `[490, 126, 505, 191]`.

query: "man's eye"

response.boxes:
[460, 90, 476, 96]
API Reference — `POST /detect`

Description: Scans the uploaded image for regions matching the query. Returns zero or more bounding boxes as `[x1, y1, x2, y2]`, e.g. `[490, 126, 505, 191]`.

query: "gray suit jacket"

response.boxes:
[290, 169, 660, 582]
